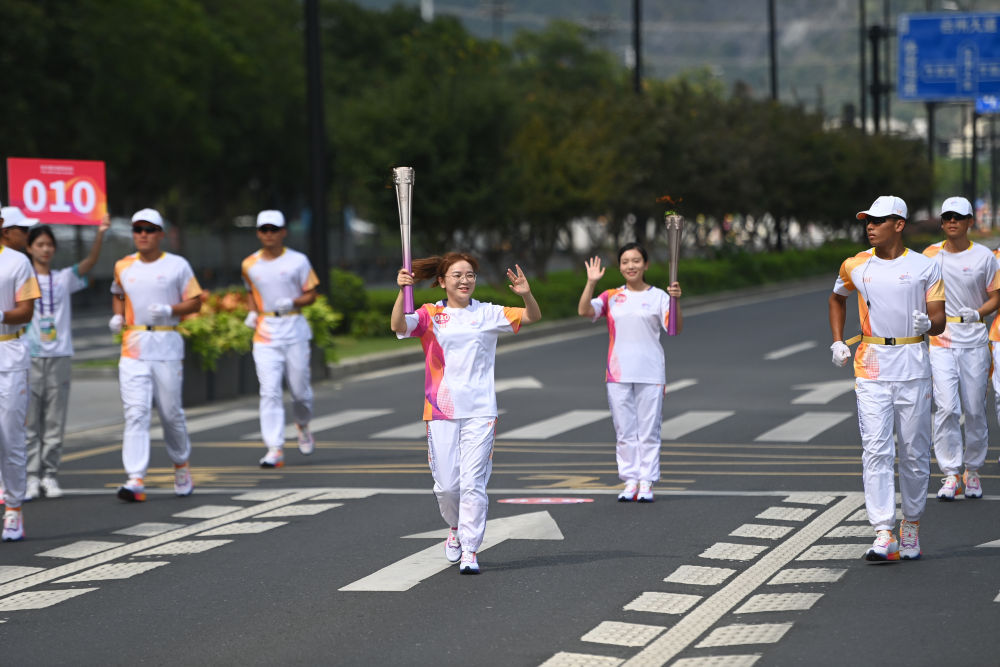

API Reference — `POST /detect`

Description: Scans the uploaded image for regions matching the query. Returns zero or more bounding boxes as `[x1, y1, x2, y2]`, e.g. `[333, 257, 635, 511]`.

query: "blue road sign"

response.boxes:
[898, 13, 1000, 101]
[977, 95, 1000, 114]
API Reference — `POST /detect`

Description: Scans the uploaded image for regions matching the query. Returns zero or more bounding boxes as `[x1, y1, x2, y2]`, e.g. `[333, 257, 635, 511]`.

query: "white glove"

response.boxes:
[109, 314, 123, 334]
[275, 297, 294, 315]
[244, 311, 258, 329]
[830, 341, 851, 367]
[959, 306, 981, 323]
[147, 303, 173, 321]
[912, 309, 932, 335]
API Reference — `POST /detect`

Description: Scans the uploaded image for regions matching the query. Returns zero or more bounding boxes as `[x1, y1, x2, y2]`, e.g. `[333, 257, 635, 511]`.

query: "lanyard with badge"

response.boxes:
[35, 271, 57, 343]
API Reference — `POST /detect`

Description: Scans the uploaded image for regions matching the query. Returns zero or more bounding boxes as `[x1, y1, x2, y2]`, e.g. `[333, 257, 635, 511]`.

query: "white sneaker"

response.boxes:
[117, 477, 146, 503]
[618, 481, 638, 502]
[936, 474, 962, 501]
[863, 529, 899, 561]
[259, 448, 284, 468]
[25, 476, 40, 502]
[445, 528, 461, 563]
[459, 549, 480, 575]
[2, 509, 24, 541]
[174, 463, 194, 497]
[899, 520, 921, 560]
[40, 476, 63, 499]
[637, 481, 654, 503]
[297, 424, 315, 456]
[963, 469, 982, 499]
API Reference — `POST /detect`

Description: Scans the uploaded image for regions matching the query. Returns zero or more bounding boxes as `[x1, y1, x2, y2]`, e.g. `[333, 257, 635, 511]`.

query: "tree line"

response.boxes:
[0, 0, 930, 279]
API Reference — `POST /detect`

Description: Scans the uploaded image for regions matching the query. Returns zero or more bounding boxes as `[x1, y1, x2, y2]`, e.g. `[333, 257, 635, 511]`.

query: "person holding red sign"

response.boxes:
[392, 253, 541, 574]
[110, 209, 202, 502]
[241, 210, 319, 469]
[1, 206, 40, 252]
[0, 216, 41, 540]
[23, 217, 111, 500]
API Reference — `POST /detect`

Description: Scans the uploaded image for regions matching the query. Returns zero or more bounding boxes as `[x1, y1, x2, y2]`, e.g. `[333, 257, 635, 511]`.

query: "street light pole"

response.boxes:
[768, 0, 778, 102]
[632, 0, 642, 94]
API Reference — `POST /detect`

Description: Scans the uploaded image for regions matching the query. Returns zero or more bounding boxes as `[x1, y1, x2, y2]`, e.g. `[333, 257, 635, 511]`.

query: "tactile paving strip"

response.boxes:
[673, 654, 762, 666]
[55, 561, 170, 582]
[0, 566, 44, 584]
[114, 522, 185, 537]
[197, 521, 287, 536]
[824, 526, 874, 538]
[134, 539, 232, 556]
[729, 524, 793, 540]
[256, 503, 341, 517]
[796, 544, 870, 560]
[767, 568, 846, 585]
[581, 621, 666, 646]
[734, 593, 823, 614]
[624, 592, 702, 615]
[755, 507, 816, 522]
[309, 489, 380, 500]
[695, 623, 793, 648]
[699, 543, 768, 561]
[230, 490, 299, 501]
[664, 565, 737, 586]
[846, 508, 901, 522]
[0, 588, 98, 611]
[173, 505, 242, 519]
[539, 652, 624, 666]
[782, 494, 835, 506]
[37, 541, 124, 559]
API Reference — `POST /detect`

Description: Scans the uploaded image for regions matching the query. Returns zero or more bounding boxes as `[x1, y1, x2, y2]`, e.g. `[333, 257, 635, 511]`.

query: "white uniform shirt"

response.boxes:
[26, 266, 88, 358]
[111, 252, 202, 361]
[923, 242, 1000, 348]
[242, 248, 319, 345]
[398, 299, 523, 420]
[0, 246, 41, 372]
[591, 285, 671, 384]
[834, 248, 945, 381]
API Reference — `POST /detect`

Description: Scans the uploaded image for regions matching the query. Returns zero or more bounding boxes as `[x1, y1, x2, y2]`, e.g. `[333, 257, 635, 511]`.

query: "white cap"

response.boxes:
[256, 210, 285, 228]
[940, 196, 973, 217]
[131, 208, 165, 228]
[1, 206, 40, 229]
[856, 195, 907, 221]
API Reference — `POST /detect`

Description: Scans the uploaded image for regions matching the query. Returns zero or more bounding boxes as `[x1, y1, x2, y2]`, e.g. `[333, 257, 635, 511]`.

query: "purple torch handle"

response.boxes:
[668, 295, 678, 336]
[665, 214, 682, 336]
[393, 167, 416, 314]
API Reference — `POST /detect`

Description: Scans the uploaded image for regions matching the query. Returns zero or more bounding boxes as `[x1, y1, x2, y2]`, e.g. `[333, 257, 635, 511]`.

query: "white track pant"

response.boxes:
[119, 357, 191, 479]
[426, 417, 496, 552]
[930, 345, 990, 474]
[855, 377, 932, 531]
[607, 382, 663, 483]
[0, 369, 29, 508]
[253, 341, 312, 450]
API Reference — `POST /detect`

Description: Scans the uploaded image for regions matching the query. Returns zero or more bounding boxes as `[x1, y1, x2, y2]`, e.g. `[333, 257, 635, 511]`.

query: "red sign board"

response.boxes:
[6, 157, 107, 225]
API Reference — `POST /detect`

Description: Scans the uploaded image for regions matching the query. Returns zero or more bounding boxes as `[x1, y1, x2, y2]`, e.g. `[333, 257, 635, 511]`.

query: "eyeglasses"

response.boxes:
[132, 225, 161, 235]
[864, 216, 898, 225]
[941, 213, 971, 222]
[446, 272, 477, 281]
[258, 225, 282, 233]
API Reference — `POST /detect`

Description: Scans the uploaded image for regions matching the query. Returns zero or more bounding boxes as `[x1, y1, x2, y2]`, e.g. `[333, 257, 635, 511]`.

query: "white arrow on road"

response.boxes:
[495, 376, 542, 393]
[339, 510, 563, 592]
[975, 539, 1000, 548]
[791, 380, 856, 405]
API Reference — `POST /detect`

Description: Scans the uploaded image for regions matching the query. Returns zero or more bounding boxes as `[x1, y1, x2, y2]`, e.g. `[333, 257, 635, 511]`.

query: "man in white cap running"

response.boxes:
[0, 202, 41, 540]
[241, 210, 319, 468]
[110, 208, 202, 501]
[829, 195, 945, 562]
[923, 196, 1000, 501]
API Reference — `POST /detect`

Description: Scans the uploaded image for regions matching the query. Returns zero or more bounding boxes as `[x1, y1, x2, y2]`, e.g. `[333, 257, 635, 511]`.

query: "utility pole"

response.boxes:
[970, 108, 979, 206]
[305, 0, 329, 282]
[883, 0, 891, 129]
[768, 0, 778, 102]
[632, 0, 642, 94]
[869, 24, 884, 133]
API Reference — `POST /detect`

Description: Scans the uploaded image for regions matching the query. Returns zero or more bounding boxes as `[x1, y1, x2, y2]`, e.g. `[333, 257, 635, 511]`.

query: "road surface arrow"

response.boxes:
[339, 510, 563, 591]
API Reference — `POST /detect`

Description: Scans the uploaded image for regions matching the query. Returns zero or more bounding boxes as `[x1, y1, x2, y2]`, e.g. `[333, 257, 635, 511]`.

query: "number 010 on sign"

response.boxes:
[6, 157, 107, 225]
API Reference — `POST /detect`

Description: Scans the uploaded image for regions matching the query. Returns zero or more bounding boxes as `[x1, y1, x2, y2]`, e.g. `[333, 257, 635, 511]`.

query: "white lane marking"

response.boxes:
[768, 568, 846, 585]
[0, 588, 99, 611]
[674, 655, 762, 667]
[791, 380, 856, 405]
[56, 561, 170, 583]
[976, 539, 1000, 548]
[0, 566, 44, 584]
[37, 541, 124, 559]
[664, 565, 736, 586]
[231, 490, 301, 501]
[173, 505, 243, 519]
[622, 493, 863, 666]
[340, 511, 563, 592]
[581, 621, 666, 647]
[502, 409, 609, 440]
[661, 411, 734, 440]
[995, 591, 1000, 603]
[624, 592, 702, 615]
[756, 507, 816, 522]
[540, 653, 624, 667]
[114, 522, 185, 537]
[135, 540, 232, 556]
[699, 543, 769, 561]
[754, 412, 852, 442]
[782, 493, 836, 505]
[495, 376, 542, 392]
[310, 489, 381, 500]
[243, 408, 394, 441]
[695, 623, 793, 648]
[151, 409, 258, 440]
[734, 592, 823, 614]
[198, 521, 287, 536]
[764, 341, 816, 360]
[0, 490, 322, 600]
[797, 544, 871, 560]
[370, 421, 425, 439]
[729, 524, 793, 540]
[664, 378, 698, 394]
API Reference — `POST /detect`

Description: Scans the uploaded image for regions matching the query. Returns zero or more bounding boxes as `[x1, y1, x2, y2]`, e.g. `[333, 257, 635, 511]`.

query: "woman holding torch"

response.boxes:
[577, 242, 683, 503]
[391, 254, 541, 575]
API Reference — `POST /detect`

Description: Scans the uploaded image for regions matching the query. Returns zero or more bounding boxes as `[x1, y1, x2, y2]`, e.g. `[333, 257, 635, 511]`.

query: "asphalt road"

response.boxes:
[2, 279, 999, 666]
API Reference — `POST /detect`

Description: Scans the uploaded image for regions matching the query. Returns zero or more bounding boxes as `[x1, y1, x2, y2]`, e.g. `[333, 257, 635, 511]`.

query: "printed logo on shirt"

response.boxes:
[433, 313, 450, 325]
[898, 273, 912, 285]
[613, 293, 627, 304]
